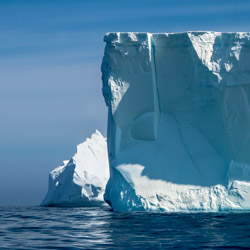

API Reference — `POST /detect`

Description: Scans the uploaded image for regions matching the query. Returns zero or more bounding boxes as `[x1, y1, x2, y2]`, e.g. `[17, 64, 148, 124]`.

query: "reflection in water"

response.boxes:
[0, 206, 250, 249]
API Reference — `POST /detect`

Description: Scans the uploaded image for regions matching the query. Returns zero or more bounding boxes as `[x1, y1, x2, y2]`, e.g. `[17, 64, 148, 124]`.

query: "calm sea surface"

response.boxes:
[0, 206, 250, 249]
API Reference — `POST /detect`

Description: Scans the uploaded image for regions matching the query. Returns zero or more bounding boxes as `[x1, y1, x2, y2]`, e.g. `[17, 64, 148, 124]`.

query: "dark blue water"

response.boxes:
[1, 207, 250, 249]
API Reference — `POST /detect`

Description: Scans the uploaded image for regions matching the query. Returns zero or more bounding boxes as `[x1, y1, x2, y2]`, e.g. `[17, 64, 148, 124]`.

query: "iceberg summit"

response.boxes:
[102, 32, 250, 211]
[41, 131, 109, 207]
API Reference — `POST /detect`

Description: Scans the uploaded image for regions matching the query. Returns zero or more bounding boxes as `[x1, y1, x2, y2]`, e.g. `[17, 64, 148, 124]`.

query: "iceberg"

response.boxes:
[101, 32, 250, 211]
[41, 130, 109, 207]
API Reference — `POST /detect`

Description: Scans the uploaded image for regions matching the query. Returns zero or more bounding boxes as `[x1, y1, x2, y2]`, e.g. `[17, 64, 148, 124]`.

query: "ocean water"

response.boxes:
[0, 207, 250, 249]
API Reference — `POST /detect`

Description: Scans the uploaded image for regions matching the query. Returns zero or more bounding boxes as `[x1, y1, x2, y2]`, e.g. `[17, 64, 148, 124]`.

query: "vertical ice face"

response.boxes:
[102, 33, 160, 156]
[102, 32, 250, 212]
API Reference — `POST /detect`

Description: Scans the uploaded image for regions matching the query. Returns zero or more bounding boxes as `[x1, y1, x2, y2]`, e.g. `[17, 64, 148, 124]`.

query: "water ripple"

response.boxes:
[0, 207, 250, 249]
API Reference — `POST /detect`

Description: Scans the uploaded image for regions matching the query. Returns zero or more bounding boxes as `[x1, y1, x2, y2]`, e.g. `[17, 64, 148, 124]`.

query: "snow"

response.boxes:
[41, 130, 109, 207]
[102, 32, 250, 211]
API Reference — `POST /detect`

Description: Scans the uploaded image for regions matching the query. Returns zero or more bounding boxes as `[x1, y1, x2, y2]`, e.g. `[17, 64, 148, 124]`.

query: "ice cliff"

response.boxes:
[101, 32, 250, 211]
[41, 131, 109, 207]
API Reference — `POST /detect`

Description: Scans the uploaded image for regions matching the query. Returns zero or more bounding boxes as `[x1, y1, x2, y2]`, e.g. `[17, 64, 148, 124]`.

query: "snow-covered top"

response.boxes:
[72, 130, 108, 182]
[104, 32, 149, 45]
[49, 130, 107, 180]
[104, 31, 250, 44]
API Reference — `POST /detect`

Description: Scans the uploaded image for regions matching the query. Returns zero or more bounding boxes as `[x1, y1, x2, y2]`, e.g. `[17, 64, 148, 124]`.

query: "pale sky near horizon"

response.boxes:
[1, 0, 250, 205]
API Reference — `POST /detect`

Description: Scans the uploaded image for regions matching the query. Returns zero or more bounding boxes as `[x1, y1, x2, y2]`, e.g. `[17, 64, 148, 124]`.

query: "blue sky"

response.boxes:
[0, 0, 250, 205]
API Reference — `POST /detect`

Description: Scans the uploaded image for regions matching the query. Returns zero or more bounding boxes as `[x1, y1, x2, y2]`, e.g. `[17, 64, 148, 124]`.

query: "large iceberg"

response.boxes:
[101, 32, 250, 211]
[41, 130, 109, 207]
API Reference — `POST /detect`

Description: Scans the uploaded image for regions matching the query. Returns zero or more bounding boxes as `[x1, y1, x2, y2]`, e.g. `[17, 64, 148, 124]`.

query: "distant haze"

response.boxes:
[0, 0, 249, 205]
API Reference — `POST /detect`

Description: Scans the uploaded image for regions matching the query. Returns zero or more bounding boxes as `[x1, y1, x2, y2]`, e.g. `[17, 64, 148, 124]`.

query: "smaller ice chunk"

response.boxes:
[41, 130, 109, 207]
